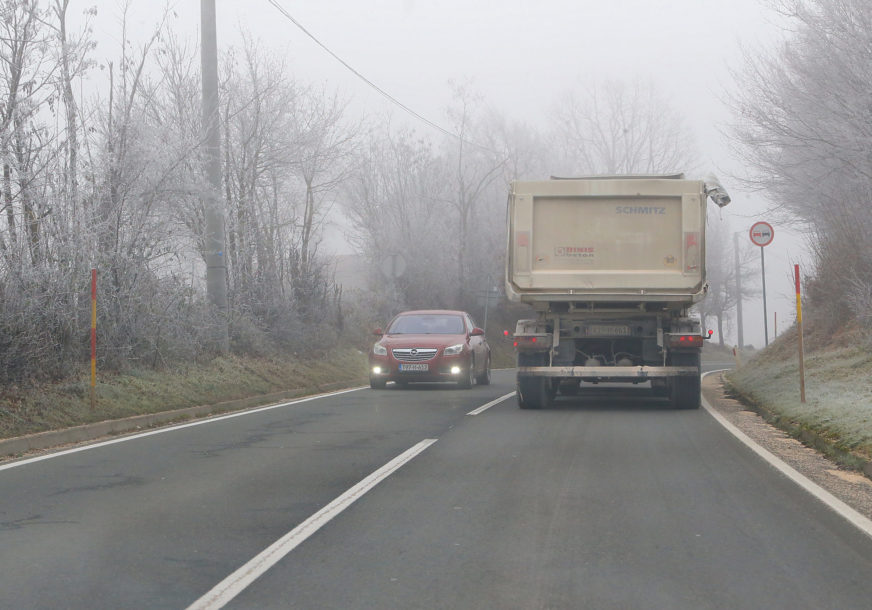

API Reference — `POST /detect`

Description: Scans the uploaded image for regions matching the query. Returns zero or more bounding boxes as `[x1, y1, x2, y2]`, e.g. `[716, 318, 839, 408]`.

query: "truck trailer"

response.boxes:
[506, 174, 730, 409]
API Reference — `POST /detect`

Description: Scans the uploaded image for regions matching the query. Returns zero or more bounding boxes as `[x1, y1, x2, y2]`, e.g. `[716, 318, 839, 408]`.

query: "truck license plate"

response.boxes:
[586, 325, 631, 336]
[399, 363, 428, 372]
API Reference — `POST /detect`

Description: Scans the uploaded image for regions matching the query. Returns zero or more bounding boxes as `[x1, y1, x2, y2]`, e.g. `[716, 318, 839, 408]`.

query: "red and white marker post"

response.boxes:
[91, 269, 97, 409]
[795, 264, 806, 403]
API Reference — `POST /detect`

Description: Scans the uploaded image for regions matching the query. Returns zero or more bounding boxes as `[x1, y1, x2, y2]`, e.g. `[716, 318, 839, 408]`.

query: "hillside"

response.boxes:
[725, 323, 872, 470]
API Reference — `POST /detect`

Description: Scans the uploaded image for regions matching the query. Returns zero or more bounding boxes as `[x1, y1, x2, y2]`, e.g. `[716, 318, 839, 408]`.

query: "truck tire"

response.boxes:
[518, 377, 552, 409]
[559, 379, 580, 396]
[670, 353, 701, 409]
[516, 353, 551, 409]
[370, 378, 386, 389]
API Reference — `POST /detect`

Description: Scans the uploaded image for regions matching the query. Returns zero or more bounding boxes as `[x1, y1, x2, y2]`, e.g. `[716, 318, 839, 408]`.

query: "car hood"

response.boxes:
[380, 333, 467, 348]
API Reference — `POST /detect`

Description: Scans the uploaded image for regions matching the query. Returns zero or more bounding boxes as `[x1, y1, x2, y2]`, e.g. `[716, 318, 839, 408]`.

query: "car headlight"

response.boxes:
[373, 343, 387, 356]
[444, 343, 464, 355]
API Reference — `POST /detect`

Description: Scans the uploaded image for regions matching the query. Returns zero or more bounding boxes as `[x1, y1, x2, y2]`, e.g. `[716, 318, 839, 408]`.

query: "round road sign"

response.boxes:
[749, 221, 774, 247]
[379, 253, 407, 279]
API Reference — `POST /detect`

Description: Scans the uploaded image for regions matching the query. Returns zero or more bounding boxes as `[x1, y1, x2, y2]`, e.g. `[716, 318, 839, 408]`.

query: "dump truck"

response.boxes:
[506, 174, 730, 409]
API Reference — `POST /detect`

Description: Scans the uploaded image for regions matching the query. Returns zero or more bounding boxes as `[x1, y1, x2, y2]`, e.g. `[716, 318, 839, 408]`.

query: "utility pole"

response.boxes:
[201, 0, 229, 352]
[733, 232, 744, 350]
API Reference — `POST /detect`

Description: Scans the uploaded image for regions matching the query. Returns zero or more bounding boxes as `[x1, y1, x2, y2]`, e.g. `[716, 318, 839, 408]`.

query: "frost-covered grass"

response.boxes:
[0, 349, 370, 441]
[0, 330, 516, 443]
[726, 331, 872, 461]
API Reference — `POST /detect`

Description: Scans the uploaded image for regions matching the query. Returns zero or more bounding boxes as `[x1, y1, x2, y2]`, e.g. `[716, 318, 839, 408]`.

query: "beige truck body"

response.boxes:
[505, 174, 730, 410]
[506, 176, 709, 306]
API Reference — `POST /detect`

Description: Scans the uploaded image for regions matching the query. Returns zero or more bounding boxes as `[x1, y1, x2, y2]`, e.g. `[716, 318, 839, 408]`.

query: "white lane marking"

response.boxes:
[0, 387, 367, 472]
[187, 438, 438, 610]
[467, 392, 516, 416]
[701, 371, 872, 541]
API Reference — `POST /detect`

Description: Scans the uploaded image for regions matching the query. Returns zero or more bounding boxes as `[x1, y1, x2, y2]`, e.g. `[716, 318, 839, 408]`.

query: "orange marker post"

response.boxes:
[91, 268, 97, 409]
[795, 264, 806, 403]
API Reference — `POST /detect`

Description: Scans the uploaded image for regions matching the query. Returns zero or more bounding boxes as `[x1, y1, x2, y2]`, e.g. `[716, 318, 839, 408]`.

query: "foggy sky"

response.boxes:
[79, 0, 806, 347]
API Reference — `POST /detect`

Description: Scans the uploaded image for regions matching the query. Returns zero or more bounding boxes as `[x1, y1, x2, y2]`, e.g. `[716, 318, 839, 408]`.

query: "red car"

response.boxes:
[369, 310, 491, 389]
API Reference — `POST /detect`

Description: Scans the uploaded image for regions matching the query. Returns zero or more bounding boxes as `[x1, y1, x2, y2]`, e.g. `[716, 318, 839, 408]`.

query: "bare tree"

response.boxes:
[730, 0, 872, 331]
[697, 215, 757, 346]
[343, 121, 453, 312]
[550, 80, 698, 176]
[289, 85, 358, 274]
[442, 82, 507, 307]
[0, 0, 58, 266]
[283, 83, 359, 323]
[50, 1, 94, 213]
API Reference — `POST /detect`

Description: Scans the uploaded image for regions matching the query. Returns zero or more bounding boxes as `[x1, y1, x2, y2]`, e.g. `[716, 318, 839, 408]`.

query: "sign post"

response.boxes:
[380, 253, 407, 311]
[478, 287, 501, 332]
[749, 221, 774, 347]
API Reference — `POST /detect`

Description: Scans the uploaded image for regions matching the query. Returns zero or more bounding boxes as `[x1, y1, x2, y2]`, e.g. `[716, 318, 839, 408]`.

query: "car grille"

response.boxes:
[392, 348, 438, 362]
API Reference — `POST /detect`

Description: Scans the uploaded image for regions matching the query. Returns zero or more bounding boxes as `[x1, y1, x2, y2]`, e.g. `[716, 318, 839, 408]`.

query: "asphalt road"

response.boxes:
[1, 368, 871, 609]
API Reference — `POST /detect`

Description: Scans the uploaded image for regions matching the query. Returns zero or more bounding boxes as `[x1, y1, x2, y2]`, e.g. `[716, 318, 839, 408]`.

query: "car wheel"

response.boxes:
[370, 377, 387, 389]
[458, 358, 475, 389]
[476, 354, 491, 385]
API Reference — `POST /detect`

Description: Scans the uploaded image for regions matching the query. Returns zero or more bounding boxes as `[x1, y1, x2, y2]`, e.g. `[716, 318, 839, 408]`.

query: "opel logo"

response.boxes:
[410, 348, 418, 355]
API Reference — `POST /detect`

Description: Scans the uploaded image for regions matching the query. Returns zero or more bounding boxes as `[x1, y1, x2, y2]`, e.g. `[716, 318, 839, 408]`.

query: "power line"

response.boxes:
[265, 0, 499, 155]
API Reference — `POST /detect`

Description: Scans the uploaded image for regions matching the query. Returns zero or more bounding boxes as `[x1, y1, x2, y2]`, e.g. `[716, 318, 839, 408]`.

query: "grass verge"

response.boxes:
[0, 348, 370, 441]
[725, 326, 872, 472]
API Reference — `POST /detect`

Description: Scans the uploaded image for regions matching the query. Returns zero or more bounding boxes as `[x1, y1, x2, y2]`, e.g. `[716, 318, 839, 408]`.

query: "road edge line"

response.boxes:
[701, 371, 872, 541]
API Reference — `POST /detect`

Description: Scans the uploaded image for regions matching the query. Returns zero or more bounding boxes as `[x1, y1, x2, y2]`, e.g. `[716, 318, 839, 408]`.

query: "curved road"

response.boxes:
[1, 369, 871, 608]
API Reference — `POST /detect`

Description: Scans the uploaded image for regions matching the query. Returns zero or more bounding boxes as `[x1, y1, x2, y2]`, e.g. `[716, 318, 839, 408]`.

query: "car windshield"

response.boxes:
[387, 314, 465, 335]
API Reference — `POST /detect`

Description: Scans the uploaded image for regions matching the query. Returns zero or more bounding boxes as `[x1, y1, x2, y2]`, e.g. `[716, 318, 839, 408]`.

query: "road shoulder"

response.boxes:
[702, 371, 872, 522]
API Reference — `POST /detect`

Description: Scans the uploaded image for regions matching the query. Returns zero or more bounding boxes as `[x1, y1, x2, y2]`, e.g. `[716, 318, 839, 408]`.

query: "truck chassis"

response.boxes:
[512, 306, 705, 410]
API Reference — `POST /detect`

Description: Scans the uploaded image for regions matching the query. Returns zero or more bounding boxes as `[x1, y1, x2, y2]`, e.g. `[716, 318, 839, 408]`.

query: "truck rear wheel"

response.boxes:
[559, 379, 581, 396]
[518, 377, 552, 409]
[669, 353, 701, 409]
[516, 353, 552, 409]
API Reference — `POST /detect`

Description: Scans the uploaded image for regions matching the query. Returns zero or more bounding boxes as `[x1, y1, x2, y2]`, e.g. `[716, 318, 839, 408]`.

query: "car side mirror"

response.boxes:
[470, 327, 484, 337]
[373, 328, 384, 336]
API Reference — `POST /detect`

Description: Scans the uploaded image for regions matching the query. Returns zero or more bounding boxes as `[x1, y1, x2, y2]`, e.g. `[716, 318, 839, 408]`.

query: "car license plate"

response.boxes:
[585, 325, 631, 336]
[399, 363, 428, 372]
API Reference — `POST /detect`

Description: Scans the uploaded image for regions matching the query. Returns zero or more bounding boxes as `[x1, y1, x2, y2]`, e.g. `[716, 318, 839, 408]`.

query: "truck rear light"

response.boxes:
[668, 334, 703, 348]
[513, 335, 551, 349]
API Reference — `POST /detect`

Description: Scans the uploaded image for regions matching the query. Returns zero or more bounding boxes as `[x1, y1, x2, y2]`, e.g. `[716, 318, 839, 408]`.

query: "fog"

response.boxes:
[77, 0, 811, 347]
[210, 0, 800, 347]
